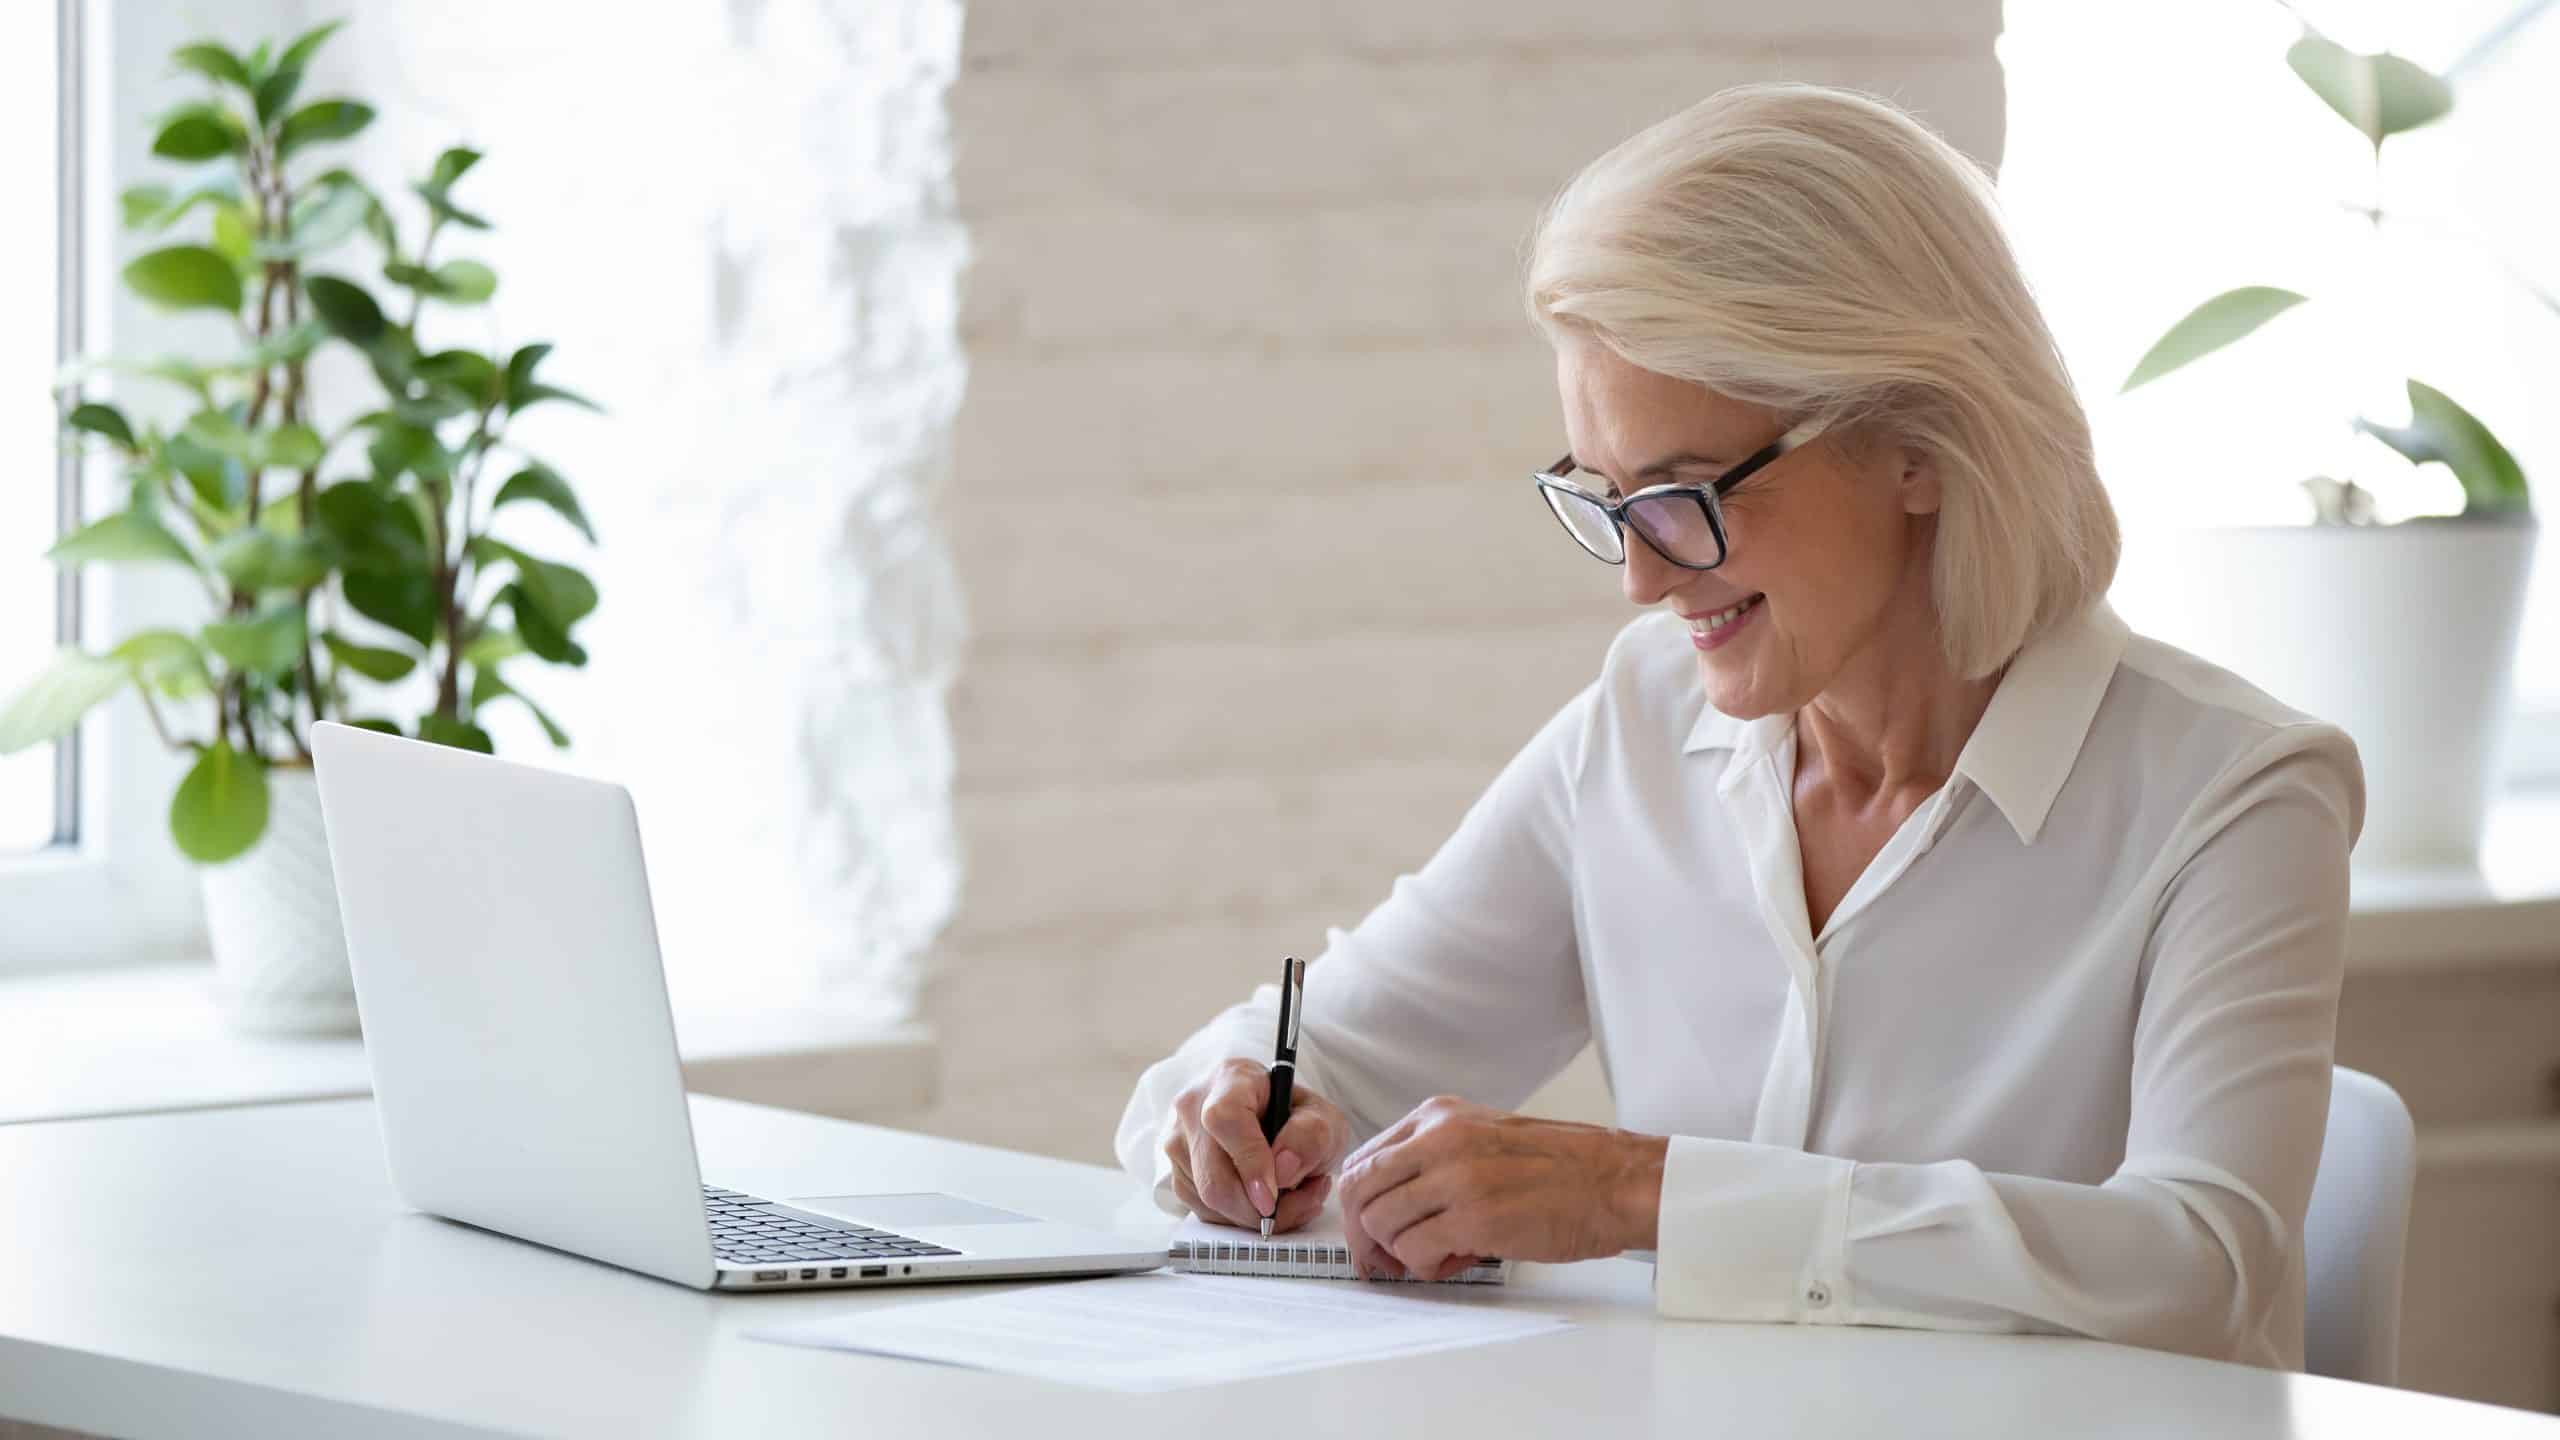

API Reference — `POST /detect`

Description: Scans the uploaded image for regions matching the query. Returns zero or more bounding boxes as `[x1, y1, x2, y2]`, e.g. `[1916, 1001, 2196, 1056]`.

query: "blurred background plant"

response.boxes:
[0, 18, 600, 863]
[2119, 4, 2541, 524]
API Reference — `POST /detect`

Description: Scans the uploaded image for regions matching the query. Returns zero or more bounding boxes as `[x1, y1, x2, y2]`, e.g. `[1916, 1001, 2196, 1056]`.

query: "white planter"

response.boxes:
[2121, 516, 2539, 869]
[201, 766, 360, 1035]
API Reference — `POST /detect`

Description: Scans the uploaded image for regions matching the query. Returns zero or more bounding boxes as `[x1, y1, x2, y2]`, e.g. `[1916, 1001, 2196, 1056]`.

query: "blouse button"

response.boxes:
[1805, 1283, 1832, 1308]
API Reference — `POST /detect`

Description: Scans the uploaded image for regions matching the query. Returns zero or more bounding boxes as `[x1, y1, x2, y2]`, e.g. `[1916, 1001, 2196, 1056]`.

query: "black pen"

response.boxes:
[1258, 956, 1305, 1239]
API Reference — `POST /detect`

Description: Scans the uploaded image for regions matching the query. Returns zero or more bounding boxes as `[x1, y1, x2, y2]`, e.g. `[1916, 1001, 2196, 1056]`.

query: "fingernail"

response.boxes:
[1249, 1180, 1273, 1216]
[1274, 1148, 1301, 1187]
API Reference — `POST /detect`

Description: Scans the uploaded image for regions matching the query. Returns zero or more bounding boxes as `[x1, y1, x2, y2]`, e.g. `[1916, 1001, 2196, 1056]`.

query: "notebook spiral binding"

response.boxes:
[1166, 1238, 1506, 1283]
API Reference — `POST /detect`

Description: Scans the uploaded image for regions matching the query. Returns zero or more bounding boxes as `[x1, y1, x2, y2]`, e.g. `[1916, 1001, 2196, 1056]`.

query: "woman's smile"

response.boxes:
[1684, 594, 1764, 651]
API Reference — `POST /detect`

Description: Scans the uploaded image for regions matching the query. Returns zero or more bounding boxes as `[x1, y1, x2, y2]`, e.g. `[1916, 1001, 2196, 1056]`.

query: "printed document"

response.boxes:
[746, 1271, 1571, 1392]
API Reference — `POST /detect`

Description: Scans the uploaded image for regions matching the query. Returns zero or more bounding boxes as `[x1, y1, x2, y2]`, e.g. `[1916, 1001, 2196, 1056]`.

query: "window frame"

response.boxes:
[0, 0, 202, 974]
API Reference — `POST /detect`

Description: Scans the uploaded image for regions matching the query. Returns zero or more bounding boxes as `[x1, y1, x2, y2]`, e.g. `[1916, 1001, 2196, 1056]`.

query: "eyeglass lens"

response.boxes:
[1542, 485, 1724, 568]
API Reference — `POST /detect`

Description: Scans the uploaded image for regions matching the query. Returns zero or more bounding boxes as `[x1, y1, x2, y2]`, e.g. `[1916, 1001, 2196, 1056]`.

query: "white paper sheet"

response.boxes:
[745, 1272, 1572, 1392]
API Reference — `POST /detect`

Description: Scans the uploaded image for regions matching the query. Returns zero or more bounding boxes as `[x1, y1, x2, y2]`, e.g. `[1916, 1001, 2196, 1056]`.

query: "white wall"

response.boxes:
[920, 0, 2009, 1161]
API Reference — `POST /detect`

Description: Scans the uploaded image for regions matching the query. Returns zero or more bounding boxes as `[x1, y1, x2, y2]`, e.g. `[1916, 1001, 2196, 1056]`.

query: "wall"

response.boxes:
[921, 0, 2009, 1161]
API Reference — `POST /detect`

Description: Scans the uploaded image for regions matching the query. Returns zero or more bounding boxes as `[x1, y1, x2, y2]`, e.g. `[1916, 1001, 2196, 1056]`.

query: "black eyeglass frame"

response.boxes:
[1531, 417, 1829, 571]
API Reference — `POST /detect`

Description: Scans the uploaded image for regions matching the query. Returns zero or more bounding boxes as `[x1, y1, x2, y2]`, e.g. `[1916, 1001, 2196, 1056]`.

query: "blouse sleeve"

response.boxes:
[1114, 679, 1602, 1209]
[1650, 726, 2361, 1364]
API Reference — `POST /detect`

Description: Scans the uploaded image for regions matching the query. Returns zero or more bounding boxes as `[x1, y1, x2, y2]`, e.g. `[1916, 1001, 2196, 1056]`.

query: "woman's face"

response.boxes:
[1553, 333, 1941, 720]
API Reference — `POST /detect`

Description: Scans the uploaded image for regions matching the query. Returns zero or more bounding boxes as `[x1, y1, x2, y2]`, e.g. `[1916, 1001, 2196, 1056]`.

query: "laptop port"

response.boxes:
[753, 1270, 785, 1282]
[829, 1267, 848, 1279]
[860, 1265, 889, 1278]
[799, 1268, 817, 1280]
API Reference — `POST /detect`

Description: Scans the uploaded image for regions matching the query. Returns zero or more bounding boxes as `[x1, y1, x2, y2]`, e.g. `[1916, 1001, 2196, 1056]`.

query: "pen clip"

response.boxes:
[1280, 957, 1304, 1050]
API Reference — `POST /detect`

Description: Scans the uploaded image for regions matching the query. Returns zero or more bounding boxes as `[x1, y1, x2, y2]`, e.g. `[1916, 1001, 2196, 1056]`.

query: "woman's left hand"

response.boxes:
[1337, 1095, 1669, 1282]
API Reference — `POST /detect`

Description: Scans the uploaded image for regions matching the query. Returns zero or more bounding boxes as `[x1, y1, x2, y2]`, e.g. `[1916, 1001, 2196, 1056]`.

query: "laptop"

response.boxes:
[309, 721, 1165, 1291]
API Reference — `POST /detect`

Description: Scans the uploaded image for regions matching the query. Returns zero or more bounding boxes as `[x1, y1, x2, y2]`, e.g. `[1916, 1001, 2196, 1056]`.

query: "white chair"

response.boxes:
[2302, 1065, 2416, 1385]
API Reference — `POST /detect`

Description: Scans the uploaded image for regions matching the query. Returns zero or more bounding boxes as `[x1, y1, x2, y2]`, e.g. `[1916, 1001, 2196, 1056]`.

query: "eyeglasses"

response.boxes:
[1531, 417, 1828, 571]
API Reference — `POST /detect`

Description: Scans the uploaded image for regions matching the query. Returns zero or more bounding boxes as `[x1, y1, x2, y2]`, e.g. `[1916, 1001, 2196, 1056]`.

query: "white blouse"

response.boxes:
[1115, 601, 2363, 1369]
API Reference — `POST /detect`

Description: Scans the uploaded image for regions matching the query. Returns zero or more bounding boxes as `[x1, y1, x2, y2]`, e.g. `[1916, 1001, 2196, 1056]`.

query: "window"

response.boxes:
[1999, 0, 2560, 777]
[1, 0, 69, 853]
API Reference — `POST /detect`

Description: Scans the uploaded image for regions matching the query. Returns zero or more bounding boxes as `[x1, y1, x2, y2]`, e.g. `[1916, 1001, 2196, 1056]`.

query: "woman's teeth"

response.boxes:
[1692, 596, 1762, 634]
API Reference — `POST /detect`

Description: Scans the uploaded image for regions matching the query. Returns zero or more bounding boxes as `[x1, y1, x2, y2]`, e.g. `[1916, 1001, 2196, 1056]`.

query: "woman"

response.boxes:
[1115, 83, 2360, 1369]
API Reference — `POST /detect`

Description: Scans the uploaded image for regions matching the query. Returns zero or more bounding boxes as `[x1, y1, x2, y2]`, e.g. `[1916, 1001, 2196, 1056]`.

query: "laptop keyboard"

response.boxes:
[704, 1185, 963, 1264]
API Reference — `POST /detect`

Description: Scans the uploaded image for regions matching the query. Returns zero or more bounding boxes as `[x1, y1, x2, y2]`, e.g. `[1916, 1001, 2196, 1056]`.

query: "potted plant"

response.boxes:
[2119, 16, 2539, 868]
[0, 19, 602, 1031]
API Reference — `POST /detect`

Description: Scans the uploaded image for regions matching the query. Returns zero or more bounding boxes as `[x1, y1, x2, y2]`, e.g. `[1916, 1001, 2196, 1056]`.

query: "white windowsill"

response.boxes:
[2345, 785, 2560, 972]
[0, 961, 939, 1128]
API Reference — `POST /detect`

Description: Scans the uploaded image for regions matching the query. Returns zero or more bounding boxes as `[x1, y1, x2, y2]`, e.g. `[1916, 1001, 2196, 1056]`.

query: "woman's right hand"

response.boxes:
[1163, 1057, 1352, 1233]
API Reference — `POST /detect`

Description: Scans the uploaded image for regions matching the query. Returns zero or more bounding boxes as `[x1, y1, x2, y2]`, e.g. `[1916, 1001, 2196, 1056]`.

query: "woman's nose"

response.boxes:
[1620, 530, 1681, 607]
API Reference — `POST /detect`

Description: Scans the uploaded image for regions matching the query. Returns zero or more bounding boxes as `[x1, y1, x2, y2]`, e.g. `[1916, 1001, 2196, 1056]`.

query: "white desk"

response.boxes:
[2, 1099, 2554, 1440]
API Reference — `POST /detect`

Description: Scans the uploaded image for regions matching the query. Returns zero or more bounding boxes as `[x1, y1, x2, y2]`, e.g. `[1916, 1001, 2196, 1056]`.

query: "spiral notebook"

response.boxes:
[1166, 1209, 1508, 1284]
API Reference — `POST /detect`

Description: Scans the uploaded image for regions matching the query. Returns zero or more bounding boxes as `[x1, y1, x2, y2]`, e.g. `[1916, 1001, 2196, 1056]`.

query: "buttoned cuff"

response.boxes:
[1654, 1136, 1857, 1323]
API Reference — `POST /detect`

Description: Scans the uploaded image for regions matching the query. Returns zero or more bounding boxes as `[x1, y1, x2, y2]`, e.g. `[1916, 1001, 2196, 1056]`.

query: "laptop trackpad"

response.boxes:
[787, 1192, 1038, 1228]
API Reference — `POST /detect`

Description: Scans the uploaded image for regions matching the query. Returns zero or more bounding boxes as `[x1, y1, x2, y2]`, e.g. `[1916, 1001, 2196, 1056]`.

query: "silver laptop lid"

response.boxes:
[311, 721, 716, 1289]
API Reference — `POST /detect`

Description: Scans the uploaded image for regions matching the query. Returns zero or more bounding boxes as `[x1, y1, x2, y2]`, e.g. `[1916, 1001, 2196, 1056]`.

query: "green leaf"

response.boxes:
[259, 182, 370, 260]
[124, 245, 245, 313]
[2120, 286, 2307, 392]
[277, 99, 375, 158]
[486, 543, 598, 627]
[112, 629, 215, 699]
[253, 19, 343, 121]
[427, 146, 482, 193]
[2356, 380, 2532, 513]
[415, 714, 494, 753]
[164, 431, 247, 510]
[151, 102, 243, 160]
[413, 348, 501, 402]
[304, 273, 385, 343]
[182, 409, 261, 463]
[491, 463, 596, 542]
[170, 741, 270, 863]
[66, 402, 137, 451]
[201, 603, 308, 678]
[385, 260, 498, 307]
[122, 176, 244, 233]
[2287, 28, 2454, 148]
[501, 343, 552, 407]
[513, 381, 601, 414]
[312, 479, 426, 572]
[502, 583, 588, 666]
[173, 42, 252, 90]
[321, 631, 418, 682]
[210, 202, 256, 268]
[120, 183, 173, 228]
[262, 422, 325, 471]
[0, 650, 128, 754]
[240, 319, 330, 371]
[436, 259, 497, 304]
[463, 629, 527, 667]
[209, 529, 332, 592]
[275, 20, 344, 77]
[48, 507, 196, 569]
[344, 570, 438, 647]
[301, 169, 397, 253]
[470, 668, 569, 748]
[359, 415, 451, 483]
[345, 717, 402, 736]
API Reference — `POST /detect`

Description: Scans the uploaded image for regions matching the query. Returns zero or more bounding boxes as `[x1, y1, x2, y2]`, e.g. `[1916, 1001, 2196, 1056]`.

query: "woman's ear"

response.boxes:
[1898, 446, 1943, 516]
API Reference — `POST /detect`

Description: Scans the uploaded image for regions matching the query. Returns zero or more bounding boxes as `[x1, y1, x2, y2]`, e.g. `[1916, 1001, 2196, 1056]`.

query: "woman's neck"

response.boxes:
[1795, 579, 2002, 805]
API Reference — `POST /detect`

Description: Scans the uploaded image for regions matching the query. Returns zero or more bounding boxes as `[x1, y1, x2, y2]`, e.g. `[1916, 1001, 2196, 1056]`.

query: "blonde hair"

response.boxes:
[1523, 83, 2117, 679]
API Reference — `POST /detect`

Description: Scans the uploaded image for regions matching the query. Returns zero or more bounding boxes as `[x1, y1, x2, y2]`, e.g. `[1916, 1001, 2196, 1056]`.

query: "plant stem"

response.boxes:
[134, 683, 180, 753]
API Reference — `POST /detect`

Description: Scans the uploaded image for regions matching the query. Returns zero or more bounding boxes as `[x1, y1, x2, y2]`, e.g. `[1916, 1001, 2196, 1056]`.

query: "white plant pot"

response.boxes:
[201, 766, 360, 1035]
[2120, 516, 2539, 870]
